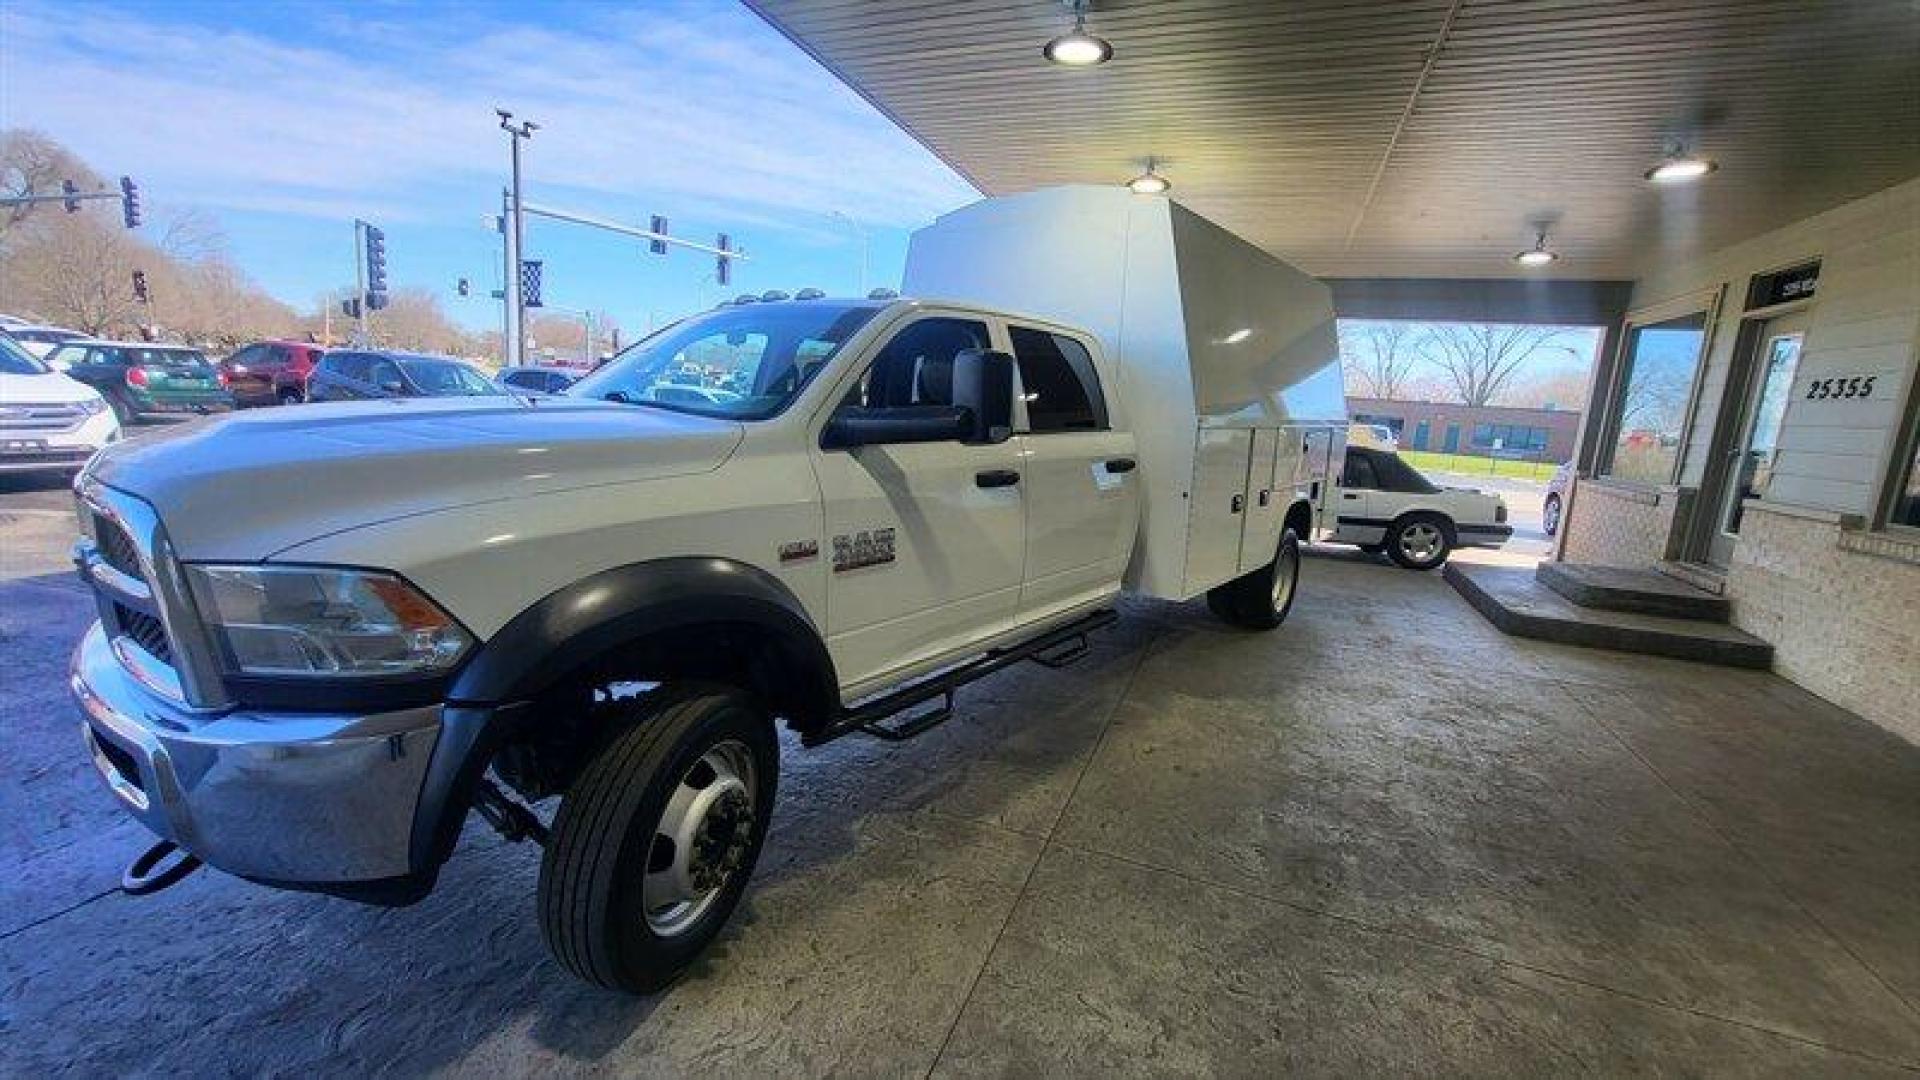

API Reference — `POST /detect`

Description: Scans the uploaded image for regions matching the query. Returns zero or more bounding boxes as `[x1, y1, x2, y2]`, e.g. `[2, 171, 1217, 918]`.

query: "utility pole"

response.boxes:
[352, 220, 369, 344]
[498, 108, 538, 366]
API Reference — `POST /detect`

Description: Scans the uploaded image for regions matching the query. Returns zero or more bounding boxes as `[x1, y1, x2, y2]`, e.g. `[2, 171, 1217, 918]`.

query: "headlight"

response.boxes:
[184, 565, 473, 678]
[78, 396, 109, 416]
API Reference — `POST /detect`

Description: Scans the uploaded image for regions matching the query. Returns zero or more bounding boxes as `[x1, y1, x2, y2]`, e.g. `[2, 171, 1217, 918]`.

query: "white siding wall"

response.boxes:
[1627, 177, 1920, 517]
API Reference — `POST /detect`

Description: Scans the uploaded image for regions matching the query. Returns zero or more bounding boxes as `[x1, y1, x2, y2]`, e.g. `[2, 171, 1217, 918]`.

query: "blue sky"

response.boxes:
[0, 0, 980, 335]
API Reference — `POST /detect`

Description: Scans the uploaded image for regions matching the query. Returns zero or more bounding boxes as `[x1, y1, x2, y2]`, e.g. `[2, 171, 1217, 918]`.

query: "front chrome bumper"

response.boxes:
[72, 620, 443, 885]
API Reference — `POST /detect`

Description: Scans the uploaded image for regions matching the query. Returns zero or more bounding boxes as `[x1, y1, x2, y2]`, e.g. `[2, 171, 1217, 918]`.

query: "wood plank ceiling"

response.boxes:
[746, 0, 1920, 279]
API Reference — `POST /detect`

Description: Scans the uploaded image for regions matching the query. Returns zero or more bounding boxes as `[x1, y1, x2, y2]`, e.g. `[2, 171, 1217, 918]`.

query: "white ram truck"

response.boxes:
[69, 187, 1346, 991]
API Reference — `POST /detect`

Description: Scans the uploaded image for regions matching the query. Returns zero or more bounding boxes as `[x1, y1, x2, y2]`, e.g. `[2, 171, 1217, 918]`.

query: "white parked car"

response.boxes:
[643, 382, 741, 407]
[1329, 446, 1510, 569]
[6, 323, 88, 365]
[0, 333, 120, 474]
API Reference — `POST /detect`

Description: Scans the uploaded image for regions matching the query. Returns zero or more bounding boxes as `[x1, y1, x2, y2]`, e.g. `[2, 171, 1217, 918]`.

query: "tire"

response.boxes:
[538, 685, 778, 993]
[1205, 528, 1302, 630]
[1386, 514, 1453, 571]
[277, 386, 305, 406]
[1542, 493, 1561, 537]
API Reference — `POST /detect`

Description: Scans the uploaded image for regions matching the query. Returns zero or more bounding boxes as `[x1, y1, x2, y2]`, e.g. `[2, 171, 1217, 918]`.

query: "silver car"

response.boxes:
[1544, 462, 1573, 536]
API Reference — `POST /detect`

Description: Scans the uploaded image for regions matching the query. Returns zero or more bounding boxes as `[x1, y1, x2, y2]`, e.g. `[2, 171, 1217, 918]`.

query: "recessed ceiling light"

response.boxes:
[1221, 328, 1252, 345]
[1645, 155, 1717, 183]
[1514, 231, 1558, 266]
[1043, 4, 1112, 66]
[1127, 158, 1170, 195]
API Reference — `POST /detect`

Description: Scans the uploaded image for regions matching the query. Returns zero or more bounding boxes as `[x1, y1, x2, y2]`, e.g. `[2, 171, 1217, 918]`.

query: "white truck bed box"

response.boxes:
[903, 185, 1347, 601]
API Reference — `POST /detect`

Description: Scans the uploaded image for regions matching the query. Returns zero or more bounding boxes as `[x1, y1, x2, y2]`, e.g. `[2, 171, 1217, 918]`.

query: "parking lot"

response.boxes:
[3, 469, 1915, 1077]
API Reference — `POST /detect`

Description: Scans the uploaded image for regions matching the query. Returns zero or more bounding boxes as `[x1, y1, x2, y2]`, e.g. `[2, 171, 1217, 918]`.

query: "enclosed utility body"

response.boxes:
[905, 185, 1347, 601]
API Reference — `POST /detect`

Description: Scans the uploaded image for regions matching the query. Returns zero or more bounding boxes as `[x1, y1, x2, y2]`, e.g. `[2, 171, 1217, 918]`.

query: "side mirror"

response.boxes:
[822, 405, 970, 449]
[951, 348, 1014, 445]
[379, 379, 405, 394]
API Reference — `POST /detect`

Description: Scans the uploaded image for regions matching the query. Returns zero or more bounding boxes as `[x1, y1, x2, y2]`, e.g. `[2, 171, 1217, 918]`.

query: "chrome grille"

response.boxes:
[113, 601, 174, 666]
[0, 402, 87, 433]
[97, 515, 143, 578]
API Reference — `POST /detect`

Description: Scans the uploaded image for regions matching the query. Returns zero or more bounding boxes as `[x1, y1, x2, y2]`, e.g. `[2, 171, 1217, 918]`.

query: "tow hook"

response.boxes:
[121, 839, 203, 896]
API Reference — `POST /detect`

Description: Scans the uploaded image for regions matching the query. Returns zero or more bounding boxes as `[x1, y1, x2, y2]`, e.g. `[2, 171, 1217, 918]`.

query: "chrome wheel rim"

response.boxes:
[1543, 498, 1560, 533]
[642, 739, 758, 938]
[1399, 522, 1443, 562]
[1271, 543, 1298, 611]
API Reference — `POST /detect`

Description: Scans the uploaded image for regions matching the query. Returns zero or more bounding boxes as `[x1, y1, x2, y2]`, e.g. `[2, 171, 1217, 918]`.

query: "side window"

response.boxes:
[1008, 326, 1106, 432]
[546, 372, 574, 392]
[334, 353, 371, 382]
[1343, 451, 1379, 489]
[845, 317, 991, 410]
[228, 345, 260, 366]
[503, 370, 534, 389]
[93, 347, 123, 367]
[367, 358, 404, 389]
[268, 346, 295, 366]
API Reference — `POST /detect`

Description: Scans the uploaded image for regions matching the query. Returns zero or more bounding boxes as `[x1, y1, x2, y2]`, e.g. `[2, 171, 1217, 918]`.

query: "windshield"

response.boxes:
[569, 302, 879, 419]
[0, 335, 50, 375]
[400, 359, 502, 396]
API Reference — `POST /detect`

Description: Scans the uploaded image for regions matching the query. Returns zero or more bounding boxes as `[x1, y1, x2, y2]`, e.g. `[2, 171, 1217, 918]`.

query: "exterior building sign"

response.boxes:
[1746, 260, 1820, 309]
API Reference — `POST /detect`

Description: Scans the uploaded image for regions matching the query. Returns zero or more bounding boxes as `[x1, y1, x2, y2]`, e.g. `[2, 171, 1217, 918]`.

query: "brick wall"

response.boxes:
[1727, 504, 1920, 743]
[1558, 478, 1684, 567]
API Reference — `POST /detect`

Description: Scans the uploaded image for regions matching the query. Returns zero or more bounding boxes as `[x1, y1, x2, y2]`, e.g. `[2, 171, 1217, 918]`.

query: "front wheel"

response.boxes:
[1206, 528, 1301, 630]
[538, 685, 777, 993]
[1542, 493, 1562, 537]
[1387, 514, 1453, 570]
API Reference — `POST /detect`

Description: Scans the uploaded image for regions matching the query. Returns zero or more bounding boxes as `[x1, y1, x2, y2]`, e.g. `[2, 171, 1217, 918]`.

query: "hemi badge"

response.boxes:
[778, 540, 819, 563]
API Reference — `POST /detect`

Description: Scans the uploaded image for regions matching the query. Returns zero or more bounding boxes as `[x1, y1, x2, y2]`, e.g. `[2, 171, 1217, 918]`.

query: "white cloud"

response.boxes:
[0, 1, 976, 234]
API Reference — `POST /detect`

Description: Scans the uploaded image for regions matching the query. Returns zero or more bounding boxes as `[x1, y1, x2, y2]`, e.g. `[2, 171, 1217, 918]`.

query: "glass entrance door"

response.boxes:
[1708, 321, 1804, 566]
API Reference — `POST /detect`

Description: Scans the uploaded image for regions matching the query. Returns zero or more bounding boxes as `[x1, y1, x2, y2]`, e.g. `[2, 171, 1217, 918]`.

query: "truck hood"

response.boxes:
[88, 396, 743, 558]
[0, 369, 103, 405]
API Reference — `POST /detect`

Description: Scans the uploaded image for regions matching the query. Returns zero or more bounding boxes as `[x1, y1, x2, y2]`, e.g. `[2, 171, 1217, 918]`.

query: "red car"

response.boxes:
[221, 340, 325, 407]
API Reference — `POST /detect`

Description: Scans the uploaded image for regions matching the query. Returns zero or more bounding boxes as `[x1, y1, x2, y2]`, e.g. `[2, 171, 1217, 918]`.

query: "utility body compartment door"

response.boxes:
[1181, 427, 1253, 596]
[1236, 428, 1283, 574]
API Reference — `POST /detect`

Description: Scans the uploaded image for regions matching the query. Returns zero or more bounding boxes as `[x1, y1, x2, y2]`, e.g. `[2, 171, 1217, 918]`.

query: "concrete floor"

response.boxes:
[3, 473, 1918, 1077]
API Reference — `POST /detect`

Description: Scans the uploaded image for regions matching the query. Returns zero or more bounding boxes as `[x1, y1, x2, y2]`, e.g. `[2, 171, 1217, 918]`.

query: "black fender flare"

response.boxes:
[447, 555, 836, 710]
[410, 557, 839, 876]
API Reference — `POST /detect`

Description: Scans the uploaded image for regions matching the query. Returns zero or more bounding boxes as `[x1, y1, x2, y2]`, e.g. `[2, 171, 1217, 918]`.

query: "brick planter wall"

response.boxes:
[1559, 478, 1686, 568]
[1727, 504, 1920, 743]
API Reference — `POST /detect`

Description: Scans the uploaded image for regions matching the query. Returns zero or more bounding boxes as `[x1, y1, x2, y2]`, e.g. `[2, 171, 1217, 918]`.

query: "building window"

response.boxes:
[1469, 423, 1550, 453]
[1601, 310, 1710, 484]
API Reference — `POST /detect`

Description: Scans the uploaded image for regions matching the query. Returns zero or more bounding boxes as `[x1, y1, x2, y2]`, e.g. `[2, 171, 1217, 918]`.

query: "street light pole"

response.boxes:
[498, 108, 538, 366]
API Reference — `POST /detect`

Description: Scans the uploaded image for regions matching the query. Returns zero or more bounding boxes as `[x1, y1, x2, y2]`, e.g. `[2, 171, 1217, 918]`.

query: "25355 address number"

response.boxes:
[1806, 375, 1875, 401]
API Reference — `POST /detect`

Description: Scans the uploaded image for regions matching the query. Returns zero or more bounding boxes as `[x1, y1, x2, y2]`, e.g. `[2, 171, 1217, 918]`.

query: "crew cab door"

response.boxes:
[810, 313, 1026, 691]
[1331, 448, 1388, 546]
[1005, 322, 1137, 623]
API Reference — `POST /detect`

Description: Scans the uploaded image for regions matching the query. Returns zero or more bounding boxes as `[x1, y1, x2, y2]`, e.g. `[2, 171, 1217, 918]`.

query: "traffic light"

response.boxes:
[61, 179, 80, 213]
[341, 296, 362, 319]
[364, 225, 388, 310]
[649, 215, 668, 255]
[120, 176, 141, 228]
[715, 233, 732, 287]
[131, 269, 149, 303]
[456, 277, 470, 297]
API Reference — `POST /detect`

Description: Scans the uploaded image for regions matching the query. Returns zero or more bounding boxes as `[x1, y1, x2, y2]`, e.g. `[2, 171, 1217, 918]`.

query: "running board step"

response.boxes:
[859, 692, 953, 741]
[806, 609, 1117, 748]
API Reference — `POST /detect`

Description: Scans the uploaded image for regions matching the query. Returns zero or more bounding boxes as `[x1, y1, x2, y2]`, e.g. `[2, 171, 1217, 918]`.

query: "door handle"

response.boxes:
[1103, 458, 1136, 474]
[1342, 492, 1361, 500]
[975, 469, 1020, 489]
[1230, 494, 1245, 514]
[1258, 489, 1271, 507]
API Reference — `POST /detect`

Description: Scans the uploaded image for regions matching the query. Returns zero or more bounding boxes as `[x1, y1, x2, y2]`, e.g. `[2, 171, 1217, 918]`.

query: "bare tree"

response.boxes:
[0, 129, 100, 235]
[1338, 320, 1423, 399]
[1423, 323, 1562, 407]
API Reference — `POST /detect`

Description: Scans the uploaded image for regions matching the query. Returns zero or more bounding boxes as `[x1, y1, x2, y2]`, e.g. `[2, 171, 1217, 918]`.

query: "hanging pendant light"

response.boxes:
[1514, 231, 1558, 266]
[1127, 157, 1170, 195]
[1043, 2, 1112, 66]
